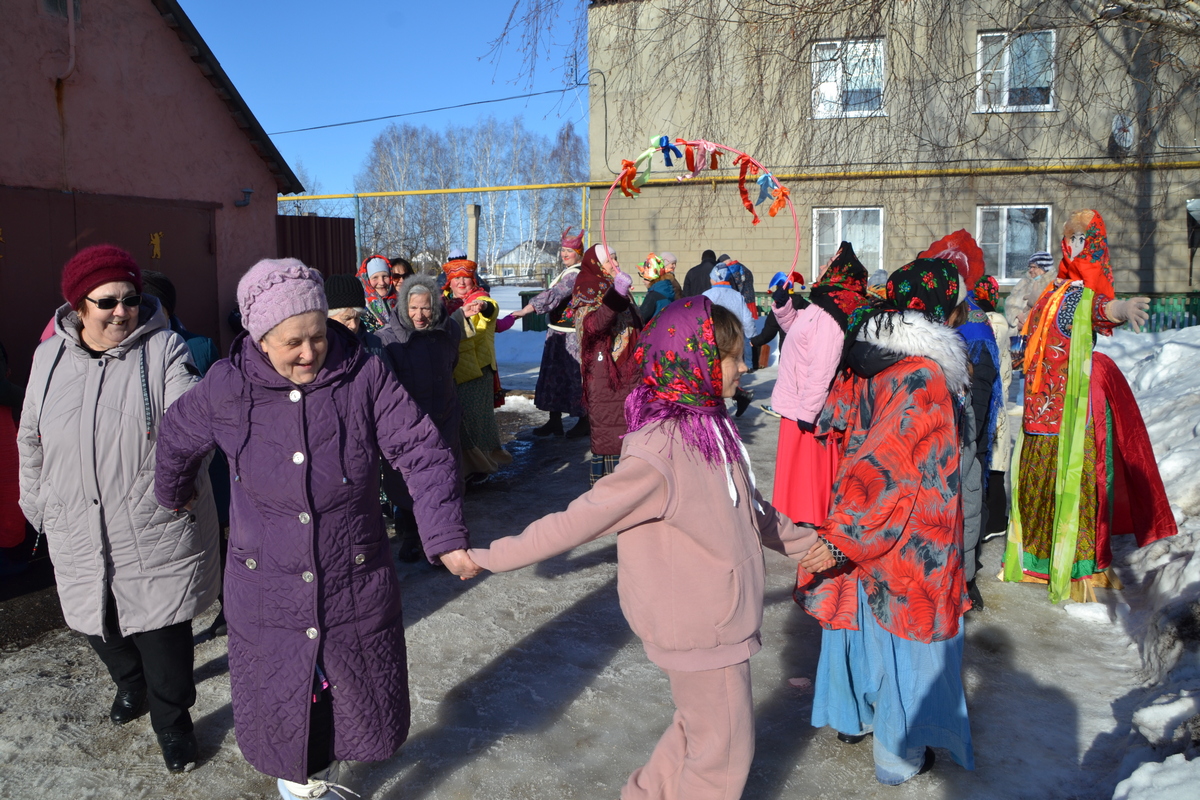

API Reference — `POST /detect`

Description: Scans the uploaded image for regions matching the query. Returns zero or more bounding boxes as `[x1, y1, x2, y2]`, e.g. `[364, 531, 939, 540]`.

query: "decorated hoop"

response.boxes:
[600, 136, 802, 281]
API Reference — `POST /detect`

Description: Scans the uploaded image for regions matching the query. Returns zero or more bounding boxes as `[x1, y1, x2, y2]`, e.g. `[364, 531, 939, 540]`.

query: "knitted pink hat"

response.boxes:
[61, 245, 143, 308]
[237, 258, 327, 341]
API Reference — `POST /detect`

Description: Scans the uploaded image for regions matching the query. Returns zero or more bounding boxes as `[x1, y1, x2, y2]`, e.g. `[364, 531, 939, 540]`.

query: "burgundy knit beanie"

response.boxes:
[61, 245, 143, 308]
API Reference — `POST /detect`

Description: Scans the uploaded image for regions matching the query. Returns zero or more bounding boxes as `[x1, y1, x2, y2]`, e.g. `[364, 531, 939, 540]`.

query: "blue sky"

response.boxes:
[180, 1, 587, 195]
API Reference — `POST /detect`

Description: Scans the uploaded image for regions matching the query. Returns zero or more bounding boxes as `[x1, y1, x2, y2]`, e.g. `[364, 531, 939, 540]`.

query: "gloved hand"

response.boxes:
[495, 314, 517, 333]
[1105, 297, 1150, 333]
[612, 271, 633, 297]
[772, 284, 791, 309]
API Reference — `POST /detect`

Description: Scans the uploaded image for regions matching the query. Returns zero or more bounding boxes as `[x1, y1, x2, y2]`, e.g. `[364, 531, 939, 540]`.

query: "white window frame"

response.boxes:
[811, 38, 886, 119]
[812, 207, 884, 282]
[975, 204, 1053, 283]
[976, 30, 1056, 113]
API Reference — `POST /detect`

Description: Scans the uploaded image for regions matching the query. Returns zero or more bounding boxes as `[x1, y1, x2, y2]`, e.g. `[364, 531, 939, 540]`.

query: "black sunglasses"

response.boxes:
[85, 294, 142, 310]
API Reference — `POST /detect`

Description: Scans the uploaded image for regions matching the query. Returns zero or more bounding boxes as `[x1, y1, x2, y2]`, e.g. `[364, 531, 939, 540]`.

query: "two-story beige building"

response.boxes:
[587, 0, 1200, 293]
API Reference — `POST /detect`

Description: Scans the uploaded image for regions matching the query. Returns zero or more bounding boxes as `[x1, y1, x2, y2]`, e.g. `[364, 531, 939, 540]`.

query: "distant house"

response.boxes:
[0, 0, 303, 377]
[488, 240, 560, 281]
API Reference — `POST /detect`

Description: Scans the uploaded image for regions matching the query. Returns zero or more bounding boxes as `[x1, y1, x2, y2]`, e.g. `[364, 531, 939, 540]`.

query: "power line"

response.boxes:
[267, 87, 583, 135]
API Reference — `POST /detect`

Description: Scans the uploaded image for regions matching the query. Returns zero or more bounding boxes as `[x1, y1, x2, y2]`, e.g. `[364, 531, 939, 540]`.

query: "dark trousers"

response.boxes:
[307, 681, 334, 776]
[86, 591, 196, 735]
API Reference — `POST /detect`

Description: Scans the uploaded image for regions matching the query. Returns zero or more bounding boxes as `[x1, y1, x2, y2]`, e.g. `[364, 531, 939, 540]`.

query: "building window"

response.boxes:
[812, 39, 885, 118]
[977, 30, 1055, 111]
[977, 205, 1051, 281]
[813, 208, 883, 280]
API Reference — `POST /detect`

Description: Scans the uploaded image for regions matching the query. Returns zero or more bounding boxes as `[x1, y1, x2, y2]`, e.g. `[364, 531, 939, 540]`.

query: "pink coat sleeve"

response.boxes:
[468, 456, 668, 573]
[793, 308, 845, 425]
[773, 297, 801, 333]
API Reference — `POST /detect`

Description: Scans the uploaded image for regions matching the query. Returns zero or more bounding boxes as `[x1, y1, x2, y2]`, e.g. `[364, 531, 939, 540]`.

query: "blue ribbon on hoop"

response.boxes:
[659, 136, 683, 167]
[755, 173, 777, 206]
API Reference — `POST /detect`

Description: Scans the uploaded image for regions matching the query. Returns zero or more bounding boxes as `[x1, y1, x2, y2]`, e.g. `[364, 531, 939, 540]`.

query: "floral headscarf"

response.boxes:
[637, 253, 668, 282]
[356, 254, 396, 332]
[572, 244, 636, 387]
[886, 258, 964, 323]
[1059, 209, 1115, 300]
[626, 297, 743, 466]
[811, 241, 874, 340]
[973, 275, 1000, 312]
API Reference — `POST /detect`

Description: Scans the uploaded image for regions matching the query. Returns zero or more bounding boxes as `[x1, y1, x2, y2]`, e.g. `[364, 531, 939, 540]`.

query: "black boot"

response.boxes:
[566, 414, 591, 438]
[532, 412, 564, 437]
[110, 687, 149, 725]
[157, 731, 198, 773]
[967, 578, 985, 612]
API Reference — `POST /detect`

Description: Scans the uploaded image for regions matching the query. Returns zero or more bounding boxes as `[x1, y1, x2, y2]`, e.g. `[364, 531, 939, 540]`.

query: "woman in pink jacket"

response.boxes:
[467, 297, 821, 800]
[770, 242, 873, 527]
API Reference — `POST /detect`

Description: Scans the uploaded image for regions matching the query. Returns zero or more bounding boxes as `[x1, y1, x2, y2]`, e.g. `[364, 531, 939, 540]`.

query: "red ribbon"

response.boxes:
[734, 154, 760, 226]
[677, 139, 695, 174]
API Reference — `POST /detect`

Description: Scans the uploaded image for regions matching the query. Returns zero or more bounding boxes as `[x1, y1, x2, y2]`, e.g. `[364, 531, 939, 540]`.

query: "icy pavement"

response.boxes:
[0, 333, 1195, 799]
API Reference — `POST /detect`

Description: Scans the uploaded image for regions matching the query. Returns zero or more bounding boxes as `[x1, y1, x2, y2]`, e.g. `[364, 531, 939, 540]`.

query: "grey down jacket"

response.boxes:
[17, 297, 220, 638]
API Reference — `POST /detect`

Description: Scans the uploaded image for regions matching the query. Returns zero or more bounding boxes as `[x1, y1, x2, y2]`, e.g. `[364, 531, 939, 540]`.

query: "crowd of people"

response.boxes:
[5, 208, 1181, 799]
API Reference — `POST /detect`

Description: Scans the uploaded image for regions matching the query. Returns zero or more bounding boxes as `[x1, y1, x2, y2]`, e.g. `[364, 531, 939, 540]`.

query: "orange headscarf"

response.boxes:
[1057, 209, 1115, 301]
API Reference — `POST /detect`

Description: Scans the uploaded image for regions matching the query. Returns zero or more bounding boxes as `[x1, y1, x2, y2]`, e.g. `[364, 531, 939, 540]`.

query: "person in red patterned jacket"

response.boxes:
[795, 257, 976, 785]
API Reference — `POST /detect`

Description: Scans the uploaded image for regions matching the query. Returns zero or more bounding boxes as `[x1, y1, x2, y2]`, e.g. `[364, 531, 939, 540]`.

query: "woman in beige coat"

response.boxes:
[18, 245, 219, 773]
[467, 298, 819, 800]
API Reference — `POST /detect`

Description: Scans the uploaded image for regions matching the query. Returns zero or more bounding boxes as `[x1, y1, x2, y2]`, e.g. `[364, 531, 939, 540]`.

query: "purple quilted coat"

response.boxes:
[154, 324, 468, 782]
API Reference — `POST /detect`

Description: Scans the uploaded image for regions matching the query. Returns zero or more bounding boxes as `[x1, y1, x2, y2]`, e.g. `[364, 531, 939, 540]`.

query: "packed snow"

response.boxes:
[0, 314, 1195, 799]
[1090, 327, 1200, 794]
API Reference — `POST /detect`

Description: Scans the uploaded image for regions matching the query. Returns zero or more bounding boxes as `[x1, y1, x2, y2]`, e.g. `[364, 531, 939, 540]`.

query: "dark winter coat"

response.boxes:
[681, 257, 716, 297]
[378, 276, 463, 507]
[379, 276, 462, 445]
[581, 288, 642, 455]
[154, 323, 468, 783]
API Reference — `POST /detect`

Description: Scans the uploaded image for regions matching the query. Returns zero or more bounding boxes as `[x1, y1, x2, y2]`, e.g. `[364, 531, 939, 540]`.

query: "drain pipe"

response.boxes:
[57, 0, 77, 81]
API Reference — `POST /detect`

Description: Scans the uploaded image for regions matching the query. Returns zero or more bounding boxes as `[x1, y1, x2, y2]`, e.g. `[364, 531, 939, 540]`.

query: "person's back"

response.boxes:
[682, 250, 717, 297]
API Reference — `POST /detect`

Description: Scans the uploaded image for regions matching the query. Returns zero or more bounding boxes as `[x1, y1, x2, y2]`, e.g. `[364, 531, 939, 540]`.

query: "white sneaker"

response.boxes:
[277, 762, 359, 800]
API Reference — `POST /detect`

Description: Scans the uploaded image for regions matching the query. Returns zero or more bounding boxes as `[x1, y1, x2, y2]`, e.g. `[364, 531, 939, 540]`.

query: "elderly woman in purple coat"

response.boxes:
[154, 258, 478, 800]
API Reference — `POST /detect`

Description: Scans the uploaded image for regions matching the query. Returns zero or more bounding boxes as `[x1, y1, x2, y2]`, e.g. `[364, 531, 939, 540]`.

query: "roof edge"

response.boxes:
[150, 0, 305, 195]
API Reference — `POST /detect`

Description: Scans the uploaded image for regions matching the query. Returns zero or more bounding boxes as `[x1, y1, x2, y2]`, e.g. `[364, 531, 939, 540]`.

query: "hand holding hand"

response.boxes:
[1105, 297, 1150, 333]
[440, 549, 482, 580]
[462, 299, 485, 317]
[612, 271, 633, 297]
[799, 540, 837, 573]
[512, 304, 534, 318]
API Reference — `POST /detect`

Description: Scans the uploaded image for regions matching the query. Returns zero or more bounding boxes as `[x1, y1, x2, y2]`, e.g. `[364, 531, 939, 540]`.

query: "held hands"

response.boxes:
[440, 549, 482, 581]
[1105, 297, 1151, 333]
[798, 540, 837, 573]
[462, 299, 486, 318]
[512, 304, 535, 318]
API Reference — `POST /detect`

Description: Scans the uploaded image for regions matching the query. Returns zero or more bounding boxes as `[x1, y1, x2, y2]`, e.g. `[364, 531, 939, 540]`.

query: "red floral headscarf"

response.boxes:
[625, 296, 743, 465]
[973, 275, 1000, 312]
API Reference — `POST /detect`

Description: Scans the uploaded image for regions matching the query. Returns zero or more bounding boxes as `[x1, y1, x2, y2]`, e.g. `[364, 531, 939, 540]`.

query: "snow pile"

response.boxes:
[1112, 753, 1200, 800]
[1095, 328, 1200, 794]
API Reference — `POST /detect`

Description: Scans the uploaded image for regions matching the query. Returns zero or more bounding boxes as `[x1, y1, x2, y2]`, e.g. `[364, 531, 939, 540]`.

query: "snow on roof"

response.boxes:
[492, 240, 560, 266]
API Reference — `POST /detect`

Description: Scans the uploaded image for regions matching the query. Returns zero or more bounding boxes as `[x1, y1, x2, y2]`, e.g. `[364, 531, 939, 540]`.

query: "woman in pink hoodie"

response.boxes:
[467, 297, 822, 800]
[770, 242, 873, 527]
